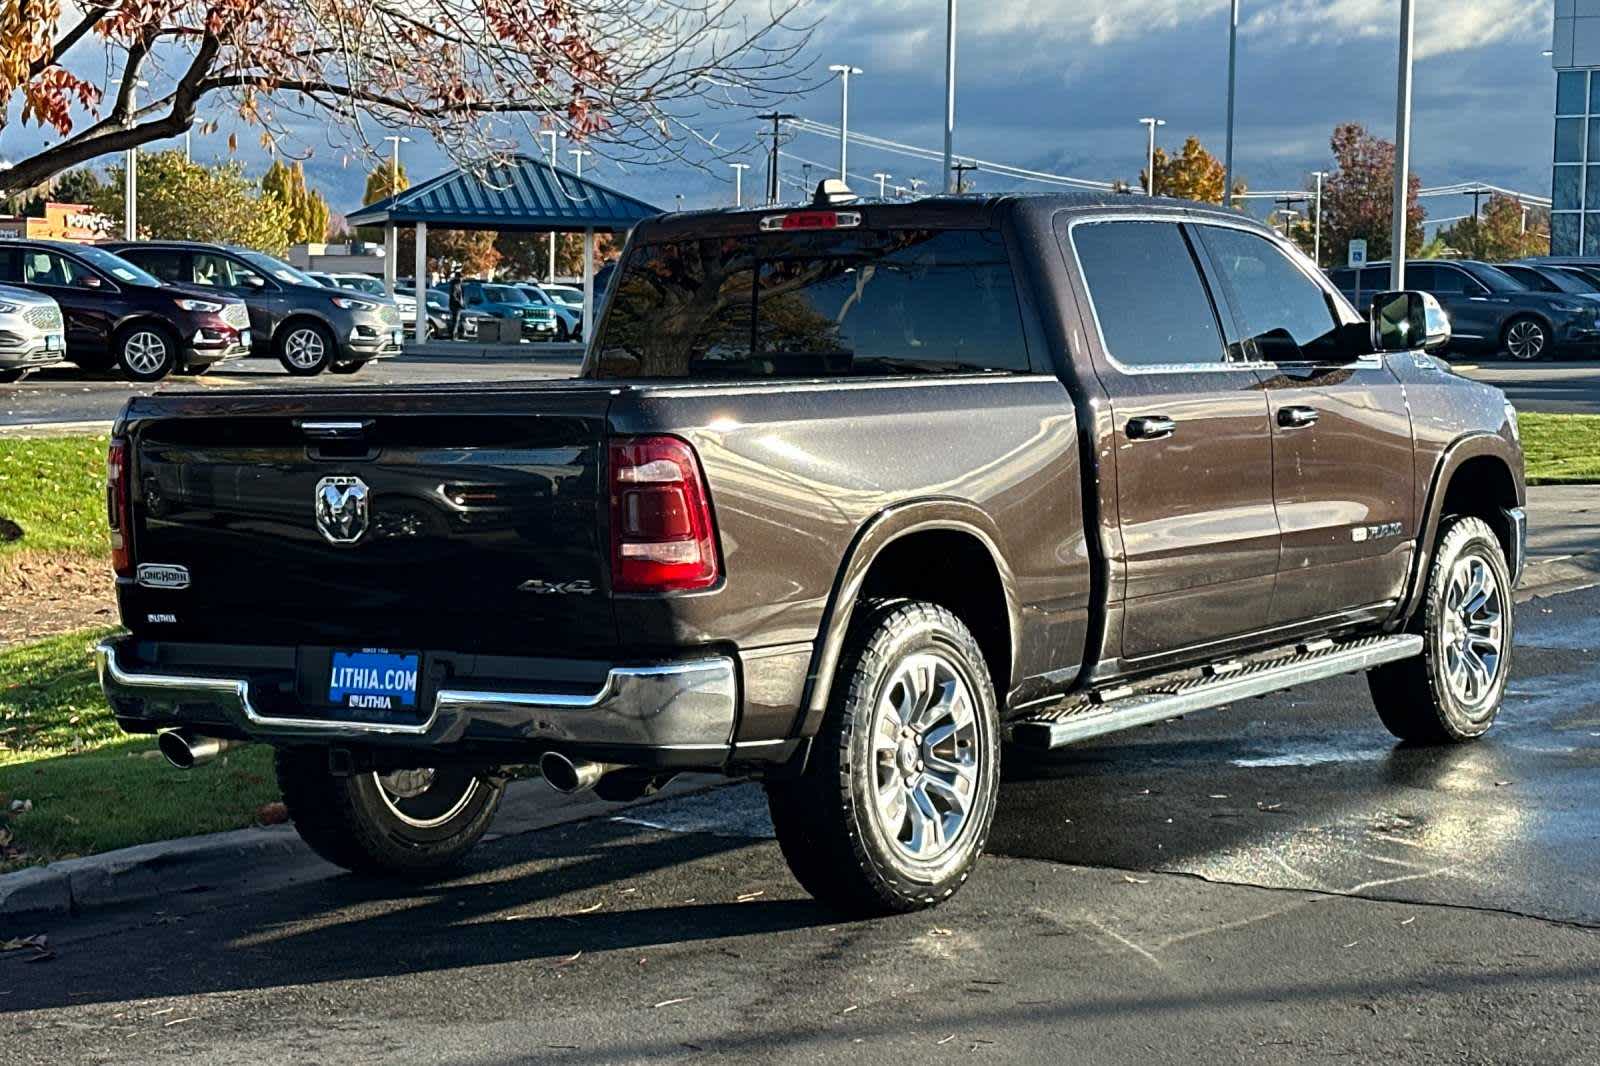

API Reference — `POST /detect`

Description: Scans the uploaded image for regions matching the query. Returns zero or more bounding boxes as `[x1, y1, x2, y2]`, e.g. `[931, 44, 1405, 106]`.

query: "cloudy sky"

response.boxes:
[3, 0, 1559, 231]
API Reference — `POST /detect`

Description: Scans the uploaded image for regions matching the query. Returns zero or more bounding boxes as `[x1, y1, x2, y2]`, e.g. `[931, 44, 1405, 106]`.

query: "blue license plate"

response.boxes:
[328, 649, 419, 710]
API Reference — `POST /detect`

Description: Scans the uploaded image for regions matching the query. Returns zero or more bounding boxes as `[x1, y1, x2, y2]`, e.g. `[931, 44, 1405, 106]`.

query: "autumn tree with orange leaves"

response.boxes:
[0, 0, 811, 195]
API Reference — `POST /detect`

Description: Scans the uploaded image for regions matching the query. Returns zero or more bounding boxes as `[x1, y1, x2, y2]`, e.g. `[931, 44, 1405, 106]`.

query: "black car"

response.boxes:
[105, 241, 403, 375]
[0, 240, 250, 381]
[1331, 259, 1600, 361]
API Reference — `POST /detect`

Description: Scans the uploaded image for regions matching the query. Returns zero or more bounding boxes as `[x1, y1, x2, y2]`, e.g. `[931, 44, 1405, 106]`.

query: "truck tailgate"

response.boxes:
[121, 383, 616, 657]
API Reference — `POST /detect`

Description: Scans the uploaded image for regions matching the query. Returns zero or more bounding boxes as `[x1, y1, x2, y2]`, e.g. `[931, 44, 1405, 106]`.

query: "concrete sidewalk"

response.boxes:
[1520, 484, 1600, 599]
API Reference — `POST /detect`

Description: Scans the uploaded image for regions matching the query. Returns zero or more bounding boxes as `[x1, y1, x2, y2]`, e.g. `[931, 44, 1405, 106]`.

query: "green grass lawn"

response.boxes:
[0, 629, 278, 869]
[0, 434, 110, 560]
[1520, 412, 1600, 485]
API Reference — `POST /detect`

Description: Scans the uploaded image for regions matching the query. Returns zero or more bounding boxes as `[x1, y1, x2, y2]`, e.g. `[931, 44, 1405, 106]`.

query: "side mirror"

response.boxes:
[1370, 290, 1451, 353]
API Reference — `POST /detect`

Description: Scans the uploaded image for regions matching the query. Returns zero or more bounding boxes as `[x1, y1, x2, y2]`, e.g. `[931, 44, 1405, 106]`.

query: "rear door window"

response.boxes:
[595, 227, 1030, 379]
[1069, 219, 1228, 369]
[121, 248, 186, 283]
[1195, 224, 1343, 363]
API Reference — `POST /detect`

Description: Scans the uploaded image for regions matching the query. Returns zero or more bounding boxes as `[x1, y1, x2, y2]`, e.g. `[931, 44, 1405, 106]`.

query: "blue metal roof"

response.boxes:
[345, 155, 663, 232]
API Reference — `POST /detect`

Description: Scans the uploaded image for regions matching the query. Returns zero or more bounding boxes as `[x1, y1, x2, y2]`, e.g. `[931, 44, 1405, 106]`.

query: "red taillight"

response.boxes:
[759, 210, 862, 232]
[609, 436, 720, 593]
[107, 438, 132, 577]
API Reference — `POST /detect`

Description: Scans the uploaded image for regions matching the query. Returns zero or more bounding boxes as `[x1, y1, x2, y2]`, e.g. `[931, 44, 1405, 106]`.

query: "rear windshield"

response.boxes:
[593, 227, 1030, 379]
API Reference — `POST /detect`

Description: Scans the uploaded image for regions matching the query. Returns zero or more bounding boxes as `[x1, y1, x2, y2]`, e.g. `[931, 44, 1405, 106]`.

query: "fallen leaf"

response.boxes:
[736, 890, 764, 903]
[1399, 916, 1416, 926]
[573, 901, 604, 914]
[256, 802, 288, 826]
[653, 997, 692, 1009]
[929, 927, 953, 937]
[840, 1005, 858, 1015]
[937, 1035, 957, 1046]
[553, 951, 582, 966]
[1343, 940, 1360, 948]
[1122, 875, 1149, 884]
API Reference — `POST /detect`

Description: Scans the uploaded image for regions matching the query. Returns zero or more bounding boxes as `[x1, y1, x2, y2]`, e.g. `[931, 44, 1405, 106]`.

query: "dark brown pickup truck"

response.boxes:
[98, 189, 1526, 915]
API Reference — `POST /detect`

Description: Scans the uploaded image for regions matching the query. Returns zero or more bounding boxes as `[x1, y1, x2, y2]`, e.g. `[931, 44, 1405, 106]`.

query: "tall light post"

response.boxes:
[730, 162, 750, 207]
[540, 130, 560, 281]
[943, 0, 958, 193]
[1312, 169, 1327, 267]
[1139, 117, 1166, 196]
[568, 147, 591, 177]
[827, 63, 863, 181]
[381, 135, 410, 294]
[124, 78, 149, 240]
[1390, 0, 1415, 290]
[872, 172, 891, 198]
[1223, 0, 1239, 207]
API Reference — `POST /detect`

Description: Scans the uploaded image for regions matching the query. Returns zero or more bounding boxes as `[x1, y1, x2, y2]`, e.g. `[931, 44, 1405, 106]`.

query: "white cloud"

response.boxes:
[1242, 0, 1548, 60]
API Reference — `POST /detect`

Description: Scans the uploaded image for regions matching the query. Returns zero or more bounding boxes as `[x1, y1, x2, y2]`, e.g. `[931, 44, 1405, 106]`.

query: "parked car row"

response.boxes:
[1330, 256, 1600, 361]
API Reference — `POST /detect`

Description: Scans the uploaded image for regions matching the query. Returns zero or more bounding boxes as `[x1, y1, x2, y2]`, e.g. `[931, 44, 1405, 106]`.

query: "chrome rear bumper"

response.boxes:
[96, 637, 738, 755]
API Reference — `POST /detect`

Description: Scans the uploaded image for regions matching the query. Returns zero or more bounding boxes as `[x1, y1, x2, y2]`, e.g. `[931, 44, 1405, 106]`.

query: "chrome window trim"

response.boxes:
[1063, 212, 1257, 377]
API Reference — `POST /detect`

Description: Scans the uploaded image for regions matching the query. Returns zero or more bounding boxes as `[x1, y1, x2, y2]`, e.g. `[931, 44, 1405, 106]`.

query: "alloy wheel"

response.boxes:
[1440, 553, 1504, 709]
[285, 327, 327, 369]
[1505, 320, 1546, 361]
[869, 651, 982, 863]
[123, 330, 169, 376]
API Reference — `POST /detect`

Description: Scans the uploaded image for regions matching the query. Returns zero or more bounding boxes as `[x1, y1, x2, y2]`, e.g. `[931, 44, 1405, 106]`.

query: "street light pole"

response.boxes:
[124, 79, 148, 240]
[568, 147, 591, 178]
[381, 135, 410, 295]
[540, 130, 560, 282]
[1139, 117, 1166, 197]
[1390, 0, 1415, 290]
[872, 172, 891, 198]
[827, 64, 863, 182]
[730, 162, 750, 207]
[1312, 170, 1327, 267]
[943, 0, 958, 193]
[1223, 0, 1239, 207]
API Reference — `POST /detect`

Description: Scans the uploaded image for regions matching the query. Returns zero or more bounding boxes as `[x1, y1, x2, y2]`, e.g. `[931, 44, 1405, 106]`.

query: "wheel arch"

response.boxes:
[1395, 432, 1525, 626]
[274, 311, 337, 346]
[796, 500, 1021, 739]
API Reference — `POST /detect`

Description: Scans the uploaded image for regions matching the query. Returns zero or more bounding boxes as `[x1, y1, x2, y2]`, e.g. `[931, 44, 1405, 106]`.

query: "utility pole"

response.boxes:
[951, 160, 977, 194]
[827, 64, 864, 181]
[1223, 0, 1240, 207]
[540, 130, 559, 281]
[1390, 0, 1415, 290]
[757, 112, 796, 205]
[1312, 170, 1327, 267]
[1139, 117, 1166, 196]
[730, 162, 750, 207]
[872, 172, 891, 198]
[124, 78, 148, 240]
[381, 135, 409, 294]
[944, 0, 958, 193]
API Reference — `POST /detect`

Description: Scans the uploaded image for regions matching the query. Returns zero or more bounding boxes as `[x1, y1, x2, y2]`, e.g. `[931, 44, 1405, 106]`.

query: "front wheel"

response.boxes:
[275, 749, 504, 877]
[1503, 316, 1549, 362]
[276, 322, 335, 375]
[1368, 516, 1513, 743]
[117, 325, 178, 382]
[766, 600, 1001, 916]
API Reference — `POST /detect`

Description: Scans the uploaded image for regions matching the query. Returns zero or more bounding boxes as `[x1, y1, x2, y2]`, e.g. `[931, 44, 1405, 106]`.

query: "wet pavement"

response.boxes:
[3, 587, 1599, 1063]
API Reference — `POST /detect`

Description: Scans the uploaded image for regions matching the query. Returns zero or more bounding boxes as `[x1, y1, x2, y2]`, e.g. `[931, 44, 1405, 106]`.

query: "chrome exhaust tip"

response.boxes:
[157, 730, 238, 770]
[538, 752, 620, 794]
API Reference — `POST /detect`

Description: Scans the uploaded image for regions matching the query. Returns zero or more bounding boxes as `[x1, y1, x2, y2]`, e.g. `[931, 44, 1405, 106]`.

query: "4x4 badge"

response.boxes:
[315, 476, 370, 544]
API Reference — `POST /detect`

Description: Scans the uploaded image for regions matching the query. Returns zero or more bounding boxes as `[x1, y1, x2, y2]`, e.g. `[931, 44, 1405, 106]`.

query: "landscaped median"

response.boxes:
[1, 412, 1598, 878]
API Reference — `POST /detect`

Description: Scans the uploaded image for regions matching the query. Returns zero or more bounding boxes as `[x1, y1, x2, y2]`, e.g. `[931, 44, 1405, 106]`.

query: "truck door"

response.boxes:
[1064, 218, 1279, 663]
[1191, 223, 1415, 624]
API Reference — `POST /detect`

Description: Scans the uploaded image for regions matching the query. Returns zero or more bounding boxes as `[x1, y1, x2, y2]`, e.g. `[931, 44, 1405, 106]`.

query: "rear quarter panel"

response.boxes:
[607, 376, 1091, 739]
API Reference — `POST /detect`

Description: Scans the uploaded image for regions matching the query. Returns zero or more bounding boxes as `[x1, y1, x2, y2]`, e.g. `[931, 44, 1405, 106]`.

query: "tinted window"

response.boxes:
[1499, 266, 1562, 293]
[596, 227, 1030, 379]
[1197, 225, 1341, 363]
[1329, 268, 1358, 296]
[1411, 263, 1454, 293]
[122, 248, 185, 283]
[236, 250, 315, 286]
[1464, 265, 1522, 293]
[71, 245, 157, 285]
[1071, 220, 1225, 368]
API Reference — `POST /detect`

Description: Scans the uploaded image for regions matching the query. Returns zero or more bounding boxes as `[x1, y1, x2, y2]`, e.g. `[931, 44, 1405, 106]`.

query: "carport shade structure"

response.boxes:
[344, 154, 664, 341]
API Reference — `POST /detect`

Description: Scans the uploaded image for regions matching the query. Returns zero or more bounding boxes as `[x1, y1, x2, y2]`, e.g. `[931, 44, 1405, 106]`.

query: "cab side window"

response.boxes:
[1196, 225, 1342, 363]
[1069, 220, 1228, 368]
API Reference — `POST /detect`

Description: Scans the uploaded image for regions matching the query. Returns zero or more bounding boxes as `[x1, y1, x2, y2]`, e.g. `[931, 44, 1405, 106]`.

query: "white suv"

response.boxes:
[0, 284, 66, 383]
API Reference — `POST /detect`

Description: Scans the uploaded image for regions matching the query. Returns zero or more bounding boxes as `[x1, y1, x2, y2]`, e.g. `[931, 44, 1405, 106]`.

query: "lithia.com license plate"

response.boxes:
[328, 649, 419, 710]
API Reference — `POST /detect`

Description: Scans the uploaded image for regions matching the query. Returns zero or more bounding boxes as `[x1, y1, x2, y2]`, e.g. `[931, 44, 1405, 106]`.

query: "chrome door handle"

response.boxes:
[1278, 405, 1319, 429]
[1127, 415, 1177, 441]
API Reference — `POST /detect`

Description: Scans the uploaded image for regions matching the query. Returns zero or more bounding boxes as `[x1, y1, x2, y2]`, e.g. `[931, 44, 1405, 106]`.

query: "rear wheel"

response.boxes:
[766, 600, 1001, 916]
[275, 749, 504, 877]
[1503, 316, 1548, 362]
[276, 321, 334, 375]
[117, 324, 178, 382]
[1368, 516, 1513, 743]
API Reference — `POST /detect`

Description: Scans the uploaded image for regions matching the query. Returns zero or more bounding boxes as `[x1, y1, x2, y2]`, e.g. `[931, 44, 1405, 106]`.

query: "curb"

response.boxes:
[0, 825, 306, 923]
[0, 420, 113, 438]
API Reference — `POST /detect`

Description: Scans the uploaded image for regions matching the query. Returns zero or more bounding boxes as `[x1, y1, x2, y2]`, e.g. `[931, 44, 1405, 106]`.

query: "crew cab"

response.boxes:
[97, 189, 1526, 915]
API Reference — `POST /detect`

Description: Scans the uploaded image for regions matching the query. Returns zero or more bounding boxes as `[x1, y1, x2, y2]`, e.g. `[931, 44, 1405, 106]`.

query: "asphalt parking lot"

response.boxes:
[4, 583, 1598, 1064]
[1456, 360, 1600, 414]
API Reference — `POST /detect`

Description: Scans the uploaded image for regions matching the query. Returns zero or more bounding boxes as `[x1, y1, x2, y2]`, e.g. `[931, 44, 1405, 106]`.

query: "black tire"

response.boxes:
[1501, 315, 1549, 362]
[275, 320, 335, 375]
[766, 600, 1001, 916]
[116, 323, 179, 382]
[275, 749, 504, 877]
[1368, 516, 1513, 743]
[0, 368, 27, 384]
[328, 359, 365, 375]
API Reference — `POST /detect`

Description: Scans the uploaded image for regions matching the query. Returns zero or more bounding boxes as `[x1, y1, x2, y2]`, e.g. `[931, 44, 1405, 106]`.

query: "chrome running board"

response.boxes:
[1009, 634, 1423, 750]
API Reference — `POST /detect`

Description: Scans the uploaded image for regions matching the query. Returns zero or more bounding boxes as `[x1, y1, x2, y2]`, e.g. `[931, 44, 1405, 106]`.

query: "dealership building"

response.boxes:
[1551, 2, 1600, 253]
